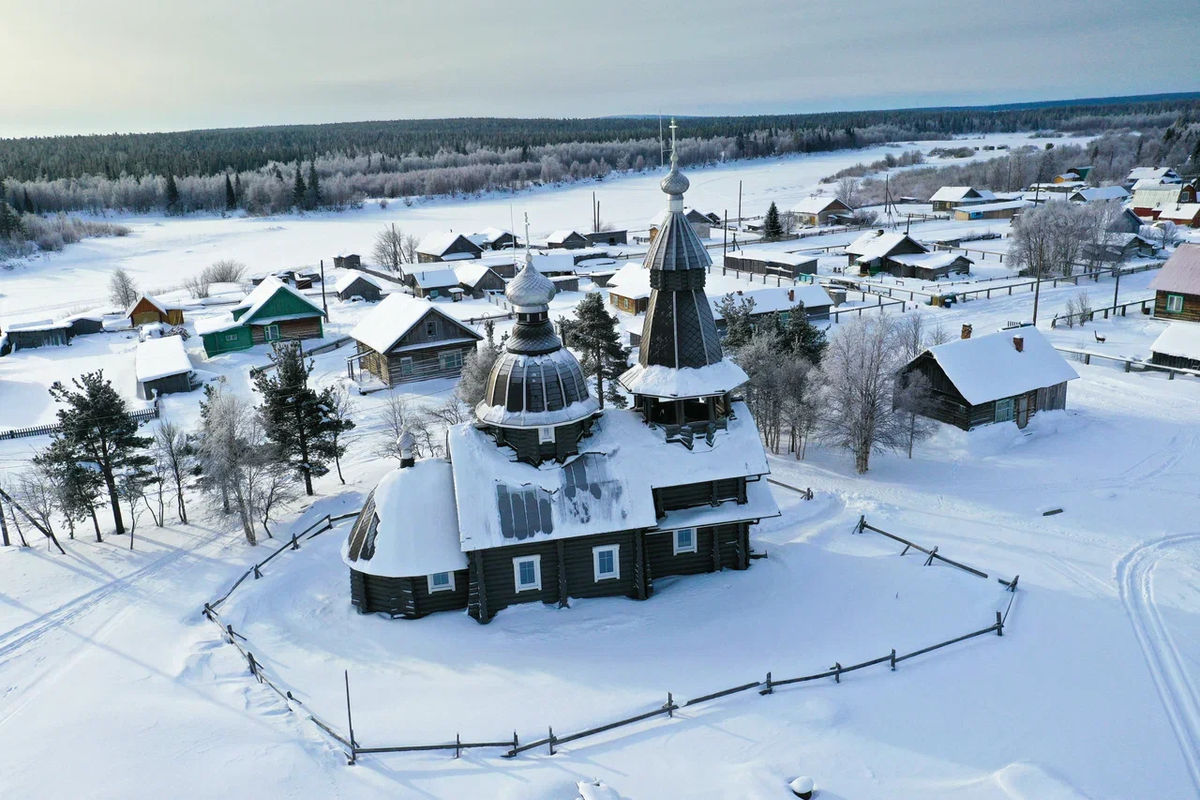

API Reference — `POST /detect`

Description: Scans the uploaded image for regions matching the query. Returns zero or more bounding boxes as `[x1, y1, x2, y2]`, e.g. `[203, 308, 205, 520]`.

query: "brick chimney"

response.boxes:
[1013, 335, 1024, 352]
[788, 289, 795, 302]
[736, 289, 743, 295]
[961, 323, 972, 340]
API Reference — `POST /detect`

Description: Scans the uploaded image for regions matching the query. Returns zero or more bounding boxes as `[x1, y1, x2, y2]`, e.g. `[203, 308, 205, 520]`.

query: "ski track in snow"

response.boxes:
[1115, 533, 1200, 794]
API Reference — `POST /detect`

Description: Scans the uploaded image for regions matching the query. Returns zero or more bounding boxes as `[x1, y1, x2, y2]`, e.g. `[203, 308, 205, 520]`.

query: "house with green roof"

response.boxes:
[196, 278, 325, 357]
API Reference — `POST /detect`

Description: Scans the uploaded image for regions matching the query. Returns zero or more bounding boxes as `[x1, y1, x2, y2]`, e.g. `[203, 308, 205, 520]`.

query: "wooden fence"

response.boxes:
[1052, 345, 1200, 380]
[0, 398, 160, 441]
[248, 336, 354, 377]
[200, 499, 1019, 766]
[1048, 296, 1154, 328]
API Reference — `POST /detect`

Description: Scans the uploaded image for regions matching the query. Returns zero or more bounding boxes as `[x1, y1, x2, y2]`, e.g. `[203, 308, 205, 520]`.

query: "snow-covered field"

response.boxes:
[2, 132, 1199, 800]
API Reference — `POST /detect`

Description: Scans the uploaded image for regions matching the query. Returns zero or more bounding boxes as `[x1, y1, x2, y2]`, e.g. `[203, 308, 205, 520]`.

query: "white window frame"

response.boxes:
[427, 571, 455, 593]
[513, 555, 542, 592]
[263, 324, 281, 341]
[592, 544, 620, 582]
[439, 349, 462, 371]
[400, 356, 414, 376]
[538, 425, 555, 444]
[224, 332, 240, 343]
[673, 528, 697, 555]
[1166, 294, 1184, 313]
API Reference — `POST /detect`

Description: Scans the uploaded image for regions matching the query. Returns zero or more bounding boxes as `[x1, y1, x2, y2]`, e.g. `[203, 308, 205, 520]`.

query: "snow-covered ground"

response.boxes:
[1, 132, 1199, 800]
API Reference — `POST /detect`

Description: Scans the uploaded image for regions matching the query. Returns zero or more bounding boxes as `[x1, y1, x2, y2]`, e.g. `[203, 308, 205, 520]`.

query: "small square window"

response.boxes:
[440, 350, 462, 370]
[1166, 294, 1184, 313]
[673, 528, 697, 555]
[593, 544, 619, 581]
[400, 357, 414, 376]
[225, 333, 239, 342]
[538, 426, 555, 444]
[513, 555, 541, 592]
[428, 571, 455, 593]
[425, 320, 438, 337]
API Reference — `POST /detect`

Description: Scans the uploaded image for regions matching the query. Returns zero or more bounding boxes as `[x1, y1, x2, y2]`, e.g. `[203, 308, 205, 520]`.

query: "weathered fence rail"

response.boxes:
[1, 399, 160, 441]
[1052, 346, 1200, 380]
[248, 336, 354, 377]
[1049, 296, 1155, 328]
[200, 503, 1020, 766]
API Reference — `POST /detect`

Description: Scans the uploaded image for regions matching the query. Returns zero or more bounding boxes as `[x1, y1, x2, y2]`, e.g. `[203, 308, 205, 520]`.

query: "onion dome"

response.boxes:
[505, 256, 556, 312]
[661, 166, 690, 197]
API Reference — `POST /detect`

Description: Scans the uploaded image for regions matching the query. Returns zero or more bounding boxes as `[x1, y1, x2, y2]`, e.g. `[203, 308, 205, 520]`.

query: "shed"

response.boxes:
[407, 267, 460, 299]
[606, 262, 652, 315]
[1156, 204, 1200, 228]
[65, 314, 105, 338]
[724, 250, 818, 279]
[3, 319, 71, 351]
[550, 275, 579, 293]
[897, 326, 1078, 430]
[333, 254, 361, 270]
[1150, 324, 1200, 371]
[416, 232, 483, 263]
[128, 294, 184, 327]
[887, 251, 973, 280]
[584, 230, 628, 247]
[845, 230, 930, 276]
[1149, 244, 1200, 322]
[135, 335, 195, 399]
[196, 278, 325, 357]
[1068, 186, 1129, 203]
[793, 196, 854, 226]
[1126, 167, 1181, 186]
[334, 272, 383, 302]
[348, 293, 482, 386]
[952, 199, 1028, 221]
[467, 228, 518, 251]
[546, 230, 590, 250]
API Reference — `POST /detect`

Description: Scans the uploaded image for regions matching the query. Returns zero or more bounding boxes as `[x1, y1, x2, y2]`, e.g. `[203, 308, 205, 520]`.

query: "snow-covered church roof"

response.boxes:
[341, 459, 468, 577]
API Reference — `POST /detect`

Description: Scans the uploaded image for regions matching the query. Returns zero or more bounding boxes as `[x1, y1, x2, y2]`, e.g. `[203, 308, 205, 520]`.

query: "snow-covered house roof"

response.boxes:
[447, 399, 774, 552]
[1069, 186, 1129, 203]
[709, 284, 833, 318]
[452, 262, 497, 289]
[349, 293, 480, 354]
[5, 318, 71, 332]
[793, 195, 852, 214]
[929, 186, 995, 203]
[1149, 245, 1200, 295]
[547, 230, 586, 245]
[332, 271, 381, 293]
[125, 293, 176, 317]
[845, 231, 926, 261]
[409, 268, 459, 289]
[341, 459, 468, 577]
[1132, 186, 1189, 210]
[727, 249, 819, 267]
[231, 277, 321, 318]
[134, 335, 192, 383]
[888, 251, 972, 270]
[1150, 324, 1200, 362]
[919, 326, 1078, 406]
[467, 227, 513, 247]
[416, 231, 480, 259]
[951, 199, 1028, 214]
[605, 261, 651, 300]
[1156, 204, 1200, 223]
[1127, 167, 1181, 184]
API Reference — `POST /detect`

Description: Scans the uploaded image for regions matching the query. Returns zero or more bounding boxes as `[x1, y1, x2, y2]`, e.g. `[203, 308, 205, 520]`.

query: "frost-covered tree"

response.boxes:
[813, 316, 908, 473]
[456, 320, 500, 408]
[153, 421, 193, 524]
[196, 383, 271, 544]
[835, 176, 859, 207]
[715, 293, 756, 349]
[893, 314, 938, 459]
[372, 224, 406, 271]
[1010, 200, 1092, 279]
[109, 268, 138, 309]
[561, 294, 629, 409]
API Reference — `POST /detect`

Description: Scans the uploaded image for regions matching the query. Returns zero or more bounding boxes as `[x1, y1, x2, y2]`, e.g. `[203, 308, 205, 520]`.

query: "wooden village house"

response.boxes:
[332, 254, 361, 270]
[928, 186, 995, 212]
[1150, 244, 1200, 323]
[406, 267, 461, 299]
[1150, 324, 1200, 372]
[415, 232, 483, 263]
[584, 229, 628, 247]
[467, 228, 518, 251]
[452, 262, 506, 298]
[1131, 185, 1197, 218]
[196, 278, 325, 357]
[792, 196, 854, 226]
[2, 319, 72, 352]
[342, 133, 778, 623]
[128, 294, 184, 327]
[845, 230, 971, 279]
[545, 230, 590, 250]
[952, 199, 1028, 221]
[333, 272, 383, 302]
[347, 293, 482, 386]
[724, 250, 818, 280]
[897, 325, 1078, 430]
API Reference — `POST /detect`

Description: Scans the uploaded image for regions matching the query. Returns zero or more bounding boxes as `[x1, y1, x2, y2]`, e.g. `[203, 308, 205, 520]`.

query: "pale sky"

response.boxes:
[2, 0, 1198, 138]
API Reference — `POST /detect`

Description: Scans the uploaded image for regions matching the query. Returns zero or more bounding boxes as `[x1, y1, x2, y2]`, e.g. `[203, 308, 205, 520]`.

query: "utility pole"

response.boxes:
[722, 209, 728, 274]
[319, 259, 328, 319]
[1032, 259, 1043, 325]
[737, 180, 743, 232]
[659, 115, 665, 168]
[1112, 263, 1122, 310]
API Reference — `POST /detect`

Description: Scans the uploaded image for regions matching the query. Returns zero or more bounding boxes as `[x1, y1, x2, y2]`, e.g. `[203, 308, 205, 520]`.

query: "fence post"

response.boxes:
[291, 533, 300, 551]
[995, 611, 1004, 637]
[455, 733, 461, 759]
[761, 671, 774, 696]
[253, 564, 263, 579]
[548, 726, 556, 756]
[889, 649, 897, 671]
[667, 692, 675, 717]
[924, 546, 938, 566]
[833, 662, 842, 684]
[345, 670, 357, 765]
[854, 515, 865, 534]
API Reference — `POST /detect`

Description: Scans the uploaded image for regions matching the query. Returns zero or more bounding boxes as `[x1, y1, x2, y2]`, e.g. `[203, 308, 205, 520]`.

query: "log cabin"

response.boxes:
[127, 295, 184, 327]
[348, 293, 482, 386]
[415, 232, 483, 263]
[1150, 244, 1200, 323]
[196, 278, 325, 357]
[333, 272, 382, 302]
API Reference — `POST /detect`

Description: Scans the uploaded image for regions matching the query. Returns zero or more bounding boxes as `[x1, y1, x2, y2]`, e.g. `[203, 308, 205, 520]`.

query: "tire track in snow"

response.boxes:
[1116, 533, 1200, 794]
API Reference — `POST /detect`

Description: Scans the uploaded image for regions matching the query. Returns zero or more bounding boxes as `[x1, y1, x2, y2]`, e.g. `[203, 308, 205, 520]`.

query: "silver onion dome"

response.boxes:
[661, 167, 690, 196]
[505, 258, 556, 311]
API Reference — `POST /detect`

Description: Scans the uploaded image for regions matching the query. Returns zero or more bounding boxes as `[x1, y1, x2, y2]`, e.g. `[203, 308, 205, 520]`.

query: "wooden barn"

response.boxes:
[348, 293, 482, 386]
[724, 250, 818, 280]
[1068, 186, 1129, 203]
[415, 232, 483, 263]
[3, 319, 71, 351]
[468, 228, 518, 251]
[1156, 204, 1200, 229]
[929, 186, 995, 212]
[1131, 185, 1197, 218]
[1150, 324, 1200, 371]
[333, 272, 383, 302]
[952, 199, 1028, 221]
[887, 251, 973, 280]
[407, 267, 460, 299]
[333, 254, 361, 270]
[128, 295, 184, 327]
[135, 335, 195, 399]
[452, 262, 506, 298]
[196, 278, 325, 357]
[845, 230, 928, 275]
[1150, 244, 1200, 322]
[546, 230, 590, 250]
[793, 196, 854, 226]
[606, 262, 652, 314]
[584, 229, 628, 247]
[897, 325, 1078, 430]
[65, 314, 105, 338]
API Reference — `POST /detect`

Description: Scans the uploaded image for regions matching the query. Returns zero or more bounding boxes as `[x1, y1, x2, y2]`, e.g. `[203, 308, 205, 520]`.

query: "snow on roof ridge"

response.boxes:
[924, 326, 1078, 405]
[349, 292, 480, 354]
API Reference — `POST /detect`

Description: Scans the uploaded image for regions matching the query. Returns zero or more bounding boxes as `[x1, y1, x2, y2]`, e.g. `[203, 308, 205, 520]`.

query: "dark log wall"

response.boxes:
[644, 522, 749, 579]
[1155, 291, 1200, 323]
[491, 420, 589, 464]
[250, 317, 322, 344]
[351, 568, 469, 618]
[377, 344, 472, 385]
[654, 478, 745, 515]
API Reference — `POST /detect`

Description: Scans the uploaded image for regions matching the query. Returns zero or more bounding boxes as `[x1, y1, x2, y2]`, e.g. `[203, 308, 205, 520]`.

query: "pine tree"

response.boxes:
[165, 174, 180, 214]
[46, 371, 153, 535]
[562, 293, 630, 409]
[763, 202, 783, 239]
[715, 293, 756, 349]
[224, 174, 236, 210]
[0, 200, 18, 238]
[305, 162, 320, 209]
[22, 188, 34, 214]
[35, 438, 107, 542]
[292, 166, 307, 209]
[253, 341, 346, 495]
[782, 302, 827, 363]
[455, 320, 501, 408]
[233, 173, 243, 202]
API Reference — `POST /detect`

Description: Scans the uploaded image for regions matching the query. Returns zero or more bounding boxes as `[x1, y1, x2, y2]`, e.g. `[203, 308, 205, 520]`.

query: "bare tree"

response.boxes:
[375, 395, 434, 460]
[835, 176, 860, 208]
[1011, 201, 1092, 279]
[813, 316, 909, 473]
[109, 268, 138, 309]
[204, 259, 246, 283]
[252, 462, 297, 539]
[372, 224, 406, 272]
[12, 471, 57, 537]
[196, 383, 271, 544]
[154, 421, 193, 524]
[894, 314, 938, 458]
[401, 233, 420, 265]
[328, 385, 356, 484]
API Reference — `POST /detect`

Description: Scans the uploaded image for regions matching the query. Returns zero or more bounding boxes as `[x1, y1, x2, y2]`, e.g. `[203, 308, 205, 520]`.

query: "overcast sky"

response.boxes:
[3, 0, 1198, 138]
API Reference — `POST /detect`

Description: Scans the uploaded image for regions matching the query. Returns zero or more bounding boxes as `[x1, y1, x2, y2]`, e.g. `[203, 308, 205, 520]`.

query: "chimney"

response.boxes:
[788, 289, 795, 302]
[1013, 335, 1024, 353]
[736, 289, 743, 296]
[398, 429, 416, 468]
[961, 323, 972, 340]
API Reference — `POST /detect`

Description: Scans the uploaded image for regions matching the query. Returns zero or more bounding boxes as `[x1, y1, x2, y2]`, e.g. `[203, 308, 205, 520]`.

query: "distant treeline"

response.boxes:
[1, 94, 1198, 216]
